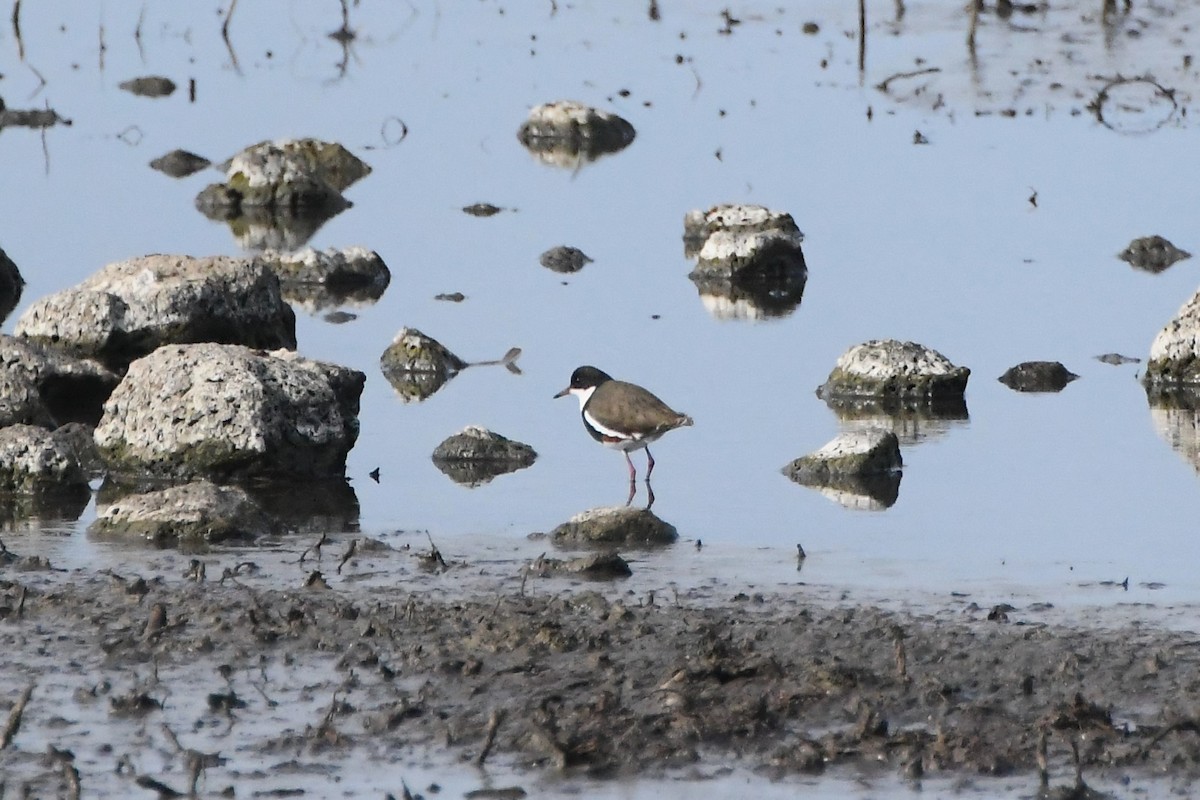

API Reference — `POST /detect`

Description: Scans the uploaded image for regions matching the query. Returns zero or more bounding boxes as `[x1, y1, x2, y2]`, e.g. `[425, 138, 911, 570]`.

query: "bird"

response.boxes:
[554, 365, 693, 484]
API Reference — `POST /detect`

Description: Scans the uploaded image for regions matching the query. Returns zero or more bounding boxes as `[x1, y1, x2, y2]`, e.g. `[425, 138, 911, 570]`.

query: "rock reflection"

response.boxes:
[381, 329, 520, 404]
[432, 426, 537, 487]
[820, 400, 969, 446]
[684, 205, 808, 321]
[1148, 391, 1200, 475]
[0, 485, 90, 530]
[517, 101, 636, 169]
[799, 473, 902, 511]
[195, 199, 346, 252]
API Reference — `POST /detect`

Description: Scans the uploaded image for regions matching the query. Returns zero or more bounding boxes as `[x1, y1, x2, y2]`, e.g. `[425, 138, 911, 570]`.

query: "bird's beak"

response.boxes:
[553, 387, 570, 399]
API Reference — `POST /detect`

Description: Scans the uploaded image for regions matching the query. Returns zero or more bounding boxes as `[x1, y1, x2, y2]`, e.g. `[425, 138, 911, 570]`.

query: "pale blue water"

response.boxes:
[1, 2, 1199, 794]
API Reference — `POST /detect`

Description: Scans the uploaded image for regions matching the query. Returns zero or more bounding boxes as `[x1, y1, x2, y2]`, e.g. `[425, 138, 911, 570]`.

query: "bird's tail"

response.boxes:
[678, 414, 695, 427]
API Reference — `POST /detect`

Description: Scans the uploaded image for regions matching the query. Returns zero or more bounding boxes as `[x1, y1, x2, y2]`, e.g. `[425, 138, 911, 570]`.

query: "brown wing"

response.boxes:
[589, 381, 690, 438]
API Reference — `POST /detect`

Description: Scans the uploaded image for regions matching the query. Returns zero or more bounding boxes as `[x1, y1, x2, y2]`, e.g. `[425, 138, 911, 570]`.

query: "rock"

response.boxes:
[998, 361, 1079, 392]
[52, 422, 105, 477]
[15, 254, 296, 369]
[0, 246, 25, 324]
[118, 76, 177, 97]
[0, 334, 119, 426]
[539, 246, 592, 273]
[550, 506, 678, 548]
[529, 551, 632, 580]
[517, 101, 636, 168]
[259, 246, 390, 312]
[195, 138, 369, 249]
[463, 203, 503, 217]
[379, 328, 468, 403]
[94, 343, 364, 481]
[817, 339, 970, 412]
[1144, 286, 1200, 393]
[684, 205, 807, 320]
[783, 430, 902, 481]
[89, 481, 283, 546]
[149, 149, 211, 178]
[242, 478, 360, 535]
[782, 430, 903, 511]
[1095, 353, 1140, 366]
[0, 423, 88, 493]
[1119, 235, 1191, 273]
[432, 426, 537, 486]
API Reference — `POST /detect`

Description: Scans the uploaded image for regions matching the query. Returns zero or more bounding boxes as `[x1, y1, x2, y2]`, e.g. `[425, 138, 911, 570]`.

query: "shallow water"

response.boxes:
[2, 0, 1200, 794]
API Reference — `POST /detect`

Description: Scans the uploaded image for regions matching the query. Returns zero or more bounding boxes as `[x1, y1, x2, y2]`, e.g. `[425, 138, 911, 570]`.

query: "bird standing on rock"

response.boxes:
[554, 366, 693, 494]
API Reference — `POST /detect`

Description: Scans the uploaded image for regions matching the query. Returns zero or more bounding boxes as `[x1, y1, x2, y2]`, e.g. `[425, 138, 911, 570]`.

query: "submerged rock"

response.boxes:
[529, 551, 632, 580]
[432, 426, 537, 486]
[94, 343, 364, 481]
[1095, 352, 1140, 366]
[0, 335, 119, 427]
[685, 205, 807, 320]
[89, 481, 283, 547]
[14, 254, 296, 369]
[998, 361, 1079, 392]
[550, 506, 678, 548]
[149, 149, 211, 178]
[517, 101, 636, 168]
[1119, 235, 1191, 273]
[380, 328, 468, 403]
[259, 246, 391, 312]
[818, 340, 970, 413]
[0, 424, 88, 493]
[0, 246, 25, 324]
[783, 430, 903, 511]
[540, 246, 593, 273]
[118, 76, 176, 97]
[1144, 285, 1200, 395]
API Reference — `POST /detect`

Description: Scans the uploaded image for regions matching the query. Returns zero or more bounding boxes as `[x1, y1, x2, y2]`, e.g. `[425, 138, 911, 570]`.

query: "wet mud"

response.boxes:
[3, 548, 1200, 797]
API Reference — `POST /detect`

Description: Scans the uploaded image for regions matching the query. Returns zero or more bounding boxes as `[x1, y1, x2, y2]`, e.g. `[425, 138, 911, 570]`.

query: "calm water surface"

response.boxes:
[3, 0, 1200, 613]
[4, 1, 1200, 796]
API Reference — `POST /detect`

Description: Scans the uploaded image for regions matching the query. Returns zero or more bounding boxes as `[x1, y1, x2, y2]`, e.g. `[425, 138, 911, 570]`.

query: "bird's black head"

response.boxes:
[569, 365, 613, 390]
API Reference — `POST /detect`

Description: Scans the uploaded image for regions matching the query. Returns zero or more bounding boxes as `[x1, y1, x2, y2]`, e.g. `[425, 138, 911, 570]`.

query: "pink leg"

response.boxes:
[624, 451, 637, 482]
[645, 447, 656, 481]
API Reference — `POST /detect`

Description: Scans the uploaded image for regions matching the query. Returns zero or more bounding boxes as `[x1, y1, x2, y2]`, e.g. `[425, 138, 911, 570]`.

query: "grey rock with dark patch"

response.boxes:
[817, 339, 970, 411]
[1144, 286, 1200, 393]
[432, 426, 537, 486]
[15, 254, 296, 368]
[380, 328, 468, 403]
[195, 138, 369, 225]
[118, 76, 177, 97]
[529, 551, 632, 580]
[784, 430, 902, 481]
[783, 430, 903, 511]
[0, 334, 119, 427]
[684, 205, 808, 320]
[260, 246, 390, 312]
[89, 481, 283, 546]
[517, 101, 636, 167]
[94, 343, 364, 481]
[0, 423, 88, 493]
[998, 361, 1079, 392]
[1119, 235, 1191, 273]
[550, 506, 678, 548]
[149, 149, 211, 178]
[0, 246, 25, 324]
[52, 422, 105, 478]
[539, 246, 592, 273]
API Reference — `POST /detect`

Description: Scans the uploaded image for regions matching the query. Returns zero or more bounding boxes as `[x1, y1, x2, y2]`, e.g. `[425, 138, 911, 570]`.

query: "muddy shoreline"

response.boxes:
[3, 554, 1200, 797]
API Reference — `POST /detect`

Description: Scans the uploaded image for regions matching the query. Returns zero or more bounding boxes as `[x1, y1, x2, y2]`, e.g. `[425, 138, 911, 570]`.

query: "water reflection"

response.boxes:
[517, 101, 636, 170]
[195, 201, 347, 252]
[820, 398, 970, 446]
[793, 473, 902, 511]
[0, 485, 90, 530]
[1148, 390, 1200, 475]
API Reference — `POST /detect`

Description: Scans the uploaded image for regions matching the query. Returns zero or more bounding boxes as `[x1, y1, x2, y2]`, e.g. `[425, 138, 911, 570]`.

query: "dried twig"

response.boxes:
[1, 684, 33, 749]
[476, 708, 505, 765]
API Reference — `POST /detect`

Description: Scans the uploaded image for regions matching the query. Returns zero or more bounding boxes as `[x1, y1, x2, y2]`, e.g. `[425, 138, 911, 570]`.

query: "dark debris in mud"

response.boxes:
[4, 573, 1200, 795]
